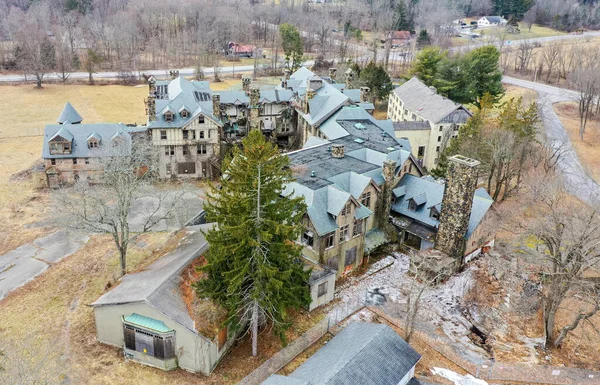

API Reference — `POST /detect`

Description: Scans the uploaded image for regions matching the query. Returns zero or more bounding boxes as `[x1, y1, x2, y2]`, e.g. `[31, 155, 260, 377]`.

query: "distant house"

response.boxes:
[388, 77, 471, 171]
[390, 156, 494, 259]
[387, 30, 411, 47]
[42, 103, 145, 188]
[262, 322, 423, 385]
[227, 42, 258, 58]
[477, 16, 507, 28]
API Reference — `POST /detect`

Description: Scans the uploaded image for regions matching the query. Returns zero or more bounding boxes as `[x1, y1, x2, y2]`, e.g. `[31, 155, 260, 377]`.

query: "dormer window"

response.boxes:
[408, 199, 417, 211]
[198, 115, 205, 124]
[180, 109, 189, 118]
[164, 111, 174, 122]
[430, 207, 440, 220]
[88, 139, 99, 149]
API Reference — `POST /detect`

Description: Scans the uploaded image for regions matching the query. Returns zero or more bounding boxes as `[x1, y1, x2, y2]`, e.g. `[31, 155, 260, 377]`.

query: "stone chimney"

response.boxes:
[147, 76, 156, 122]
[360, 86, 371, 103]
[242, 75, 252, 95]
[212, 94, 221, 120]
[284, 69, 291, 80]
[282, 79, 288, 89]
[169, 70, 179, 79]
[249, 85, 261, 131]
[331, 144, 344, 158]
[329, 68, 337, 82]
[435, 155, 481, 264]
[304, 88, 316, 114]
[379, 159, 397, 228]
[345, 68, 355, 88]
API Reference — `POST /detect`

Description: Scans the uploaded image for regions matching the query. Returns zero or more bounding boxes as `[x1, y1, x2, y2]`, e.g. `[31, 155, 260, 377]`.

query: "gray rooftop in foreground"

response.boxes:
[262, 322, 421, 385]
[91, 225, 212, 334]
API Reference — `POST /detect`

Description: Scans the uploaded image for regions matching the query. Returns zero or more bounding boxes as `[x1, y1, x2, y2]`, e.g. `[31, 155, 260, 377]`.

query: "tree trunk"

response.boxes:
[120, 247, 127, 277]
[251, 300, 259, 357]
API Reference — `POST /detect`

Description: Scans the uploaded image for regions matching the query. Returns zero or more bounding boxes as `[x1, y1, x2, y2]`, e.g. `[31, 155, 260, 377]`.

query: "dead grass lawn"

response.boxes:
[554, 102, 600, 183]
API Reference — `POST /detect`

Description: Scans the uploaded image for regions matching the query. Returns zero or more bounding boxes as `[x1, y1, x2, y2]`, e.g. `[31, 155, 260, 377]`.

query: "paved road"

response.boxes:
[503, 76, 600, 205]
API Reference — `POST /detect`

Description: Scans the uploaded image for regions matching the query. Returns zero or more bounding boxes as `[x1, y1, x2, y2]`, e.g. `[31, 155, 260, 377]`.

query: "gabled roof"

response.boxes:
[43, 123, 133, 159]
[286, 322, 421, 385]
[49, 126, 73, 142]
[57, 102, 83, 124]
[91, 227, 212, 335]
[391, 174, 493, 237]
[393, 77, 469, 124]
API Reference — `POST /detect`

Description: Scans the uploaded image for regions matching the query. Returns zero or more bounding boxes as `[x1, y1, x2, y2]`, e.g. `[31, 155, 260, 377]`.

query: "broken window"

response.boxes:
[344, 247, 357, 267]
[408, 199, 416, 211]
[183, 130, 189, 140]
[317, 282, 327, 297]
[197, 144, 207, 155]
[353, 220, 362, 237]
[341, 203, 352, 216]
[302, 231, 314, 247]
[160, 130, 167, 140]
[325, 233, 334, 249]
[360, 192, 371, 208]
[165, 145, 175, 156]
[418, 146, 425, 157]
[339, 225, 349, 243]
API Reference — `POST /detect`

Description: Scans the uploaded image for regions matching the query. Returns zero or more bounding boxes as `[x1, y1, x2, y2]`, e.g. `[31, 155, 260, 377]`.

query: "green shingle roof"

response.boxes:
[123, 313, 173, 333]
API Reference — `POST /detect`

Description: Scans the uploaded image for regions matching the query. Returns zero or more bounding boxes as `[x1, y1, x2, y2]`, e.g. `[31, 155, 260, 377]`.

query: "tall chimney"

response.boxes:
[379, 159, 397, 228]
[249, 85, 261, 131]
[242, 75, 252, 95]
[304, 88, 316, 114]
[435, 155, 481, 264]
[331, 144, 344, 158]
[345, 68, 354, 88]
[360, 86, 371, 103]
[284, 69, 291, 80]
[329, 68, 337, 82]
[212, 94, 221, 120]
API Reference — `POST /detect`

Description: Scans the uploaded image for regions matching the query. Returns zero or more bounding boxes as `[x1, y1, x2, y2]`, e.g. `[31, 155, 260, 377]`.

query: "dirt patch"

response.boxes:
[554, 101, 600, 183]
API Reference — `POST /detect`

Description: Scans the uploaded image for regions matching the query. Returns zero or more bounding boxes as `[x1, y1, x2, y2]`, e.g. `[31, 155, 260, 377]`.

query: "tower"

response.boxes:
[146, 76, 156, 122]
[249, 85, 261, 131]
[435, 155, 480, 263]
[379, 159, 397, 229]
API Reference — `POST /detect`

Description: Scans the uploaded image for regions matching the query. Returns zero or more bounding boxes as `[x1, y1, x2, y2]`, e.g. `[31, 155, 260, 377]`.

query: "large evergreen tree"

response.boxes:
[409, 46, 447, 87]
[195, 131, 310, 356]
[359, 61, 393, 101]
[463, 45, 504, 106]
[280, 23, 304, 72]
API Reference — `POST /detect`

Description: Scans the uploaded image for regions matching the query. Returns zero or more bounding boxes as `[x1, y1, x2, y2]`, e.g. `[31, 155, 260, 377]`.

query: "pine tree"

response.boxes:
[394, 1, 412, 31]
[409, 46, 447, 87]
[359, 61, 393, 101]
[280, 23, 304, 72]
[195, 131, 311, 357]
[464, 46, 504, 107]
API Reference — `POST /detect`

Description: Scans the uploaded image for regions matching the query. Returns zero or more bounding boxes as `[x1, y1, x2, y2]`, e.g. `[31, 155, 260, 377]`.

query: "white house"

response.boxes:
[477, 16, 507, 28]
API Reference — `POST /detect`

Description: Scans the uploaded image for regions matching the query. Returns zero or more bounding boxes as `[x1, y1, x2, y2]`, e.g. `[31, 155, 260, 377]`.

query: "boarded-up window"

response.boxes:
[164, 336, 175, 358]
[178, 162, 196, 175]
[154, 336, 165, 359]
[217, 327, 228, 351]
[123, 325, 136, 350]
[345, 247, 357, 267]
[317, 282, 327, 297]
[135, 329, 155, 356]
[327, 256, 338, 271]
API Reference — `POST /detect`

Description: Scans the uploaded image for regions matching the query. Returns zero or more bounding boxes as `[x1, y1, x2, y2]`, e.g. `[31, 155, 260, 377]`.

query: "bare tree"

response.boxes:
[570, 66, 600, 140]
[514, 40, 536, 74]
[14, 15, 56, 88]
[523, 5, 537, 32]
[0, 334, 64, 385]
[514, 178, 600, 348]
[52, 139, 190, 277]
[541, 43, 562, 83]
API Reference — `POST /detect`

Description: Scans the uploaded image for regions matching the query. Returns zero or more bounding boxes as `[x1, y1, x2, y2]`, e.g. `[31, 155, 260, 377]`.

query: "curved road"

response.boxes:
[503, 76, 600, 204]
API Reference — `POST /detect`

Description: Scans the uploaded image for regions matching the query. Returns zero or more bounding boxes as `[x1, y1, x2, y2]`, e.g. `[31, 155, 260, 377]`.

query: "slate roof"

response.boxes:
[391, 174, 493, 238]
[392, 77, 467, 124]
[148, 77, 220, 129]
[276, 322, 421, 385]
[91, 226, 212, 335]
[217, 89, 295, 105]
[43, 123, 133, 159]
[483, 16, 504, 23]
[57, 102, 83, 124]
[262, 375, 310, 385]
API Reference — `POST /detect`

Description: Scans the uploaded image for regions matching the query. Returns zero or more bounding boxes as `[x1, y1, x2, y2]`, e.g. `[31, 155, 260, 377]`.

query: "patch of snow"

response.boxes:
[365, 255, 396, 275]
[431, 367, 489, 385]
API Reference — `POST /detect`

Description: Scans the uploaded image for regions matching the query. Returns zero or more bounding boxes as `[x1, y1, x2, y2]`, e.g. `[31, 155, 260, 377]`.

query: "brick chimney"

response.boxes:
[242, 75, 252, 95]
[331, 144, 344, 158]
[360, 86, 371, 103]
[379, 159, 397, 228]
[435, 155, 481, 265]
[212, 94, 221, 120]
[249, 85, 261, 131]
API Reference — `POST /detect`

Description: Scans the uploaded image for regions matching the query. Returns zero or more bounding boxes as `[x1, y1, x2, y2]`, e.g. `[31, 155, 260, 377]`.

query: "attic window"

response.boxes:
[408, 199, 417, 211]
[180, 109, 189, 118]
[198, 115, 205, 124]
[88, 139, 99, 149]
[341, 203, 352, 216]
[164, 111, 174, 122]
[430, 207, 440, 220]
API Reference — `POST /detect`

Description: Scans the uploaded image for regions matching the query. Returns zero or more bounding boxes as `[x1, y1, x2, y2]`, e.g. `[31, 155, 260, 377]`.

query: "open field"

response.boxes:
[554, 102, 600, 183]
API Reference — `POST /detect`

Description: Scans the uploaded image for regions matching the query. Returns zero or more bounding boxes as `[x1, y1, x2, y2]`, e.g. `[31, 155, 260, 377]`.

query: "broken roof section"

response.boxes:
[57, 102, 83, 124]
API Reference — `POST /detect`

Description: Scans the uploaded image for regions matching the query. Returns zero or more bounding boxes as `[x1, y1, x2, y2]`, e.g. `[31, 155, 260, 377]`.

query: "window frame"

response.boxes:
[317, 282, 327, 297]
[408, 199, 417, 211]
[160, 130, 167, 140]
[339, 224, 349, 243]
[197, 144, 207, 155]
[325, 233, 335, 249]
[360, 192, 371, 208]
[302, 230, 314, 247]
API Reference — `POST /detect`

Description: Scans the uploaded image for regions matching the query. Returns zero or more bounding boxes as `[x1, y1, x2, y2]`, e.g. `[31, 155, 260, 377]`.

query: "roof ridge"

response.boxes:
[321, 323, 386, 385]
